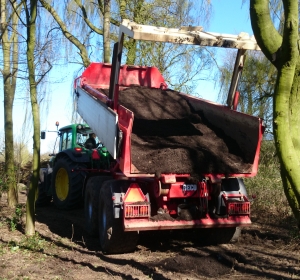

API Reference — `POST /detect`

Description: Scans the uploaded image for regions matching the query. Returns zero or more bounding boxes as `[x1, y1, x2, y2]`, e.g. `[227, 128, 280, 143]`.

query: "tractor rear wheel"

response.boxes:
[98, 180, 139, 254]
[84, 176, 112, 236]
[51, 156, 86, 210]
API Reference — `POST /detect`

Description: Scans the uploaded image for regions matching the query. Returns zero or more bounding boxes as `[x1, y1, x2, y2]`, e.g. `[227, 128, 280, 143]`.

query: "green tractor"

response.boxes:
[39, 123, 111, 209]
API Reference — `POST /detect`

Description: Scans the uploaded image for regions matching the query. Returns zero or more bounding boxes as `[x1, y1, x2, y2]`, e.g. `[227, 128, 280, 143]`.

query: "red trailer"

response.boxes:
[64, 21, 263, 254]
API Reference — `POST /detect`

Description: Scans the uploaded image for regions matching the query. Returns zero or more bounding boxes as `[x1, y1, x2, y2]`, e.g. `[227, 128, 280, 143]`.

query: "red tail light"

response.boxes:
[74, 147, 82, 152]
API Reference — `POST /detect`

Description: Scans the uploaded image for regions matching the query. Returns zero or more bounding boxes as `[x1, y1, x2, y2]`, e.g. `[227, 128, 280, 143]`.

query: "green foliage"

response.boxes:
[4, 233, 46, 255]
[257, 139, 279, 166]
[0, 162, 7, 194]
[19, 233, 46, 252]
[245, 140, 292, 224]
[9, 204, 24, 231]
[0, 176, 8, 194]
[7, 240, 19, 252]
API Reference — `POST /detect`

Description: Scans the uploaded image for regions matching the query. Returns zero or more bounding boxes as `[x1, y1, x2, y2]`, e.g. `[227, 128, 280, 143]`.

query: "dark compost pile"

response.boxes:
[117, 86, 253, 178]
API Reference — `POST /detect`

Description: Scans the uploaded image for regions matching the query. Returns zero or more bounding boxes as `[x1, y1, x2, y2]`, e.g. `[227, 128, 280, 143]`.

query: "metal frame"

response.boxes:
[227, 49, 247, 108]
[119, 19, 259, 49]
[110, 20, 260, 109]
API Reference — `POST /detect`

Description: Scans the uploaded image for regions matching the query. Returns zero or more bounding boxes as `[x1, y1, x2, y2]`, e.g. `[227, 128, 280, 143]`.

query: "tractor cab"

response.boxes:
[55, 124, 111, 170]
[58, 124, 97, 152]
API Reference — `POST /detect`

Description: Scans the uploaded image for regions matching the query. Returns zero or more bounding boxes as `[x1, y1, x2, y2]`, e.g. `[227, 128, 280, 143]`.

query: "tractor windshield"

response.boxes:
[76, 132, 90, 146]
[76, 126, 99, 148]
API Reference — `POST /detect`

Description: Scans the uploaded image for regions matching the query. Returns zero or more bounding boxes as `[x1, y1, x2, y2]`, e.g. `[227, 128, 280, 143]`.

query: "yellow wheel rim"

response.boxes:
[55, 168, 69, 201]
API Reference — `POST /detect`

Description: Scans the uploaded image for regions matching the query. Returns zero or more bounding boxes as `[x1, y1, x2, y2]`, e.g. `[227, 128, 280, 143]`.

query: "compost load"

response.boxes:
[115, 86, 253, 177]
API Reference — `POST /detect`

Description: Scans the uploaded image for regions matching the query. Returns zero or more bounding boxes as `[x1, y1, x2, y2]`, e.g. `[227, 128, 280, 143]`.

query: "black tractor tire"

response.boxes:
[198, 227, 239, 245]
[98, 180, 139, 254]
[51, 156, 86, 210]
[35, 182, 52, 207]
[84, 176, 112, 236]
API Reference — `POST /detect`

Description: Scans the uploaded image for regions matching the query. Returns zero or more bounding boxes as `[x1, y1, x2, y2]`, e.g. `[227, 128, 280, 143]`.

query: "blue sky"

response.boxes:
[196, 0, 253, 101]
[209, 1, 252, 34]
[0, 1, 254, 154]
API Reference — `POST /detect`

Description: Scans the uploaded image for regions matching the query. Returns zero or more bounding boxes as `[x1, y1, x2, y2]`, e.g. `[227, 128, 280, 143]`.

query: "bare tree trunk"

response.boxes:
[103, 0, 111, 63]
[1, 0, 20, 207]
[24, 0, 39, 236]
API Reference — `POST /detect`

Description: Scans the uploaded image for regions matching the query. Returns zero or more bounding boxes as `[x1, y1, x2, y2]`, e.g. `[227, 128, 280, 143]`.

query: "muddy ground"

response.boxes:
[0, 190, 300, 280]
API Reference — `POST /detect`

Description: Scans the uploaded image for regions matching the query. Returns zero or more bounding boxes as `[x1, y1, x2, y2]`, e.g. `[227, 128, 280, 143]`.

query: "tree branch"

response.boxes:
[73, 0, 104, 35]
[250, 0, 282, 68]
[36, 58, 52, 85]
[39, 0, 90, 67]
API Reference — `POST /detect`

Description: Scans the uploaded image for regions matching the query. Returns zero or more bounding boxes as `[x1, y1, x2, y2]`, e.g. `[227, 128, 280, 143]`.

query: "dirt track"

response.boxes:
[0, 191, 300, 279]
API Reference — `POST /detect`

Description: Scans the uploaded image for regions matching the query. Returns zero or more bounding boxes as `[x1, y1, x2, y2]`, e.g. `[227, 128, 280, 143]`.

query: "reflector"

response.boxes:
[92, 149, 100, 160]
[123, 183, 145, 202]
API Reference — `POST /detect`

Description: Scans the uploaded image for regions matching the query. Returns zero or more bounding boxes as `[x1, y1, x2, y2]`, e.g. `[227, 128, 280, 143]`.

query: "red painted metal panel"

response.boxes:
[123, 215, 251, 231]
[117, 105, 133, 175]
[80, 63, 168, 89]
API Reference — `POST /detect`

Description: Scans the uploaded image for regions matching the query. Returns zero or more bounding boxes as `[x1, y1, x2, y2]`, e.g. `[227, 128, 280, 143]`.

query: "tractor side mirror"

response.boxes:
[41, 131, 46, 139]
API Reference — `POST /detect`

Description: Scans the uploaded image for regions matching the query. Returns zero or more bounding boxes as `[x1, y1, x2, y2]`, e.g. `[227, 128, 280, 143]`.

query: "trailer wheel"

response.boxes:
[84, 176, 112, 236]
[36, 182, 52, 207]
[51, 156, 86, 210]
[98, 181, 139, 254]
[199, 227, 238, 245]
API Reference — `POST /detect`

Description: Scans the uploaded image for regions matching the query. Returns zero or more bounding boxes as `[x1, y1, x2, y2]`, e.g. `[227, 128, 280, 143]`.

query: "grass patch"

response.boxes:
[9, 204, 24, 231]
[245, 140, 293, 225]
[19, 233, 47, 252]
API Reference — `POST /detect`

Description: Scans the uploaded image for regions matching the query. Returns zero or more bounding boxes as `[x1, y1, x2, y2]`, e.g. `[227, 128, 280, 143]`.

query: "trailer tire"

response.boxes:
[51, 156, 86, 210]
[98, 181, 139, 254]
[84, 176, 112, 236]
[199, 227, 238, 245]
[36, 182, 52, 207]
